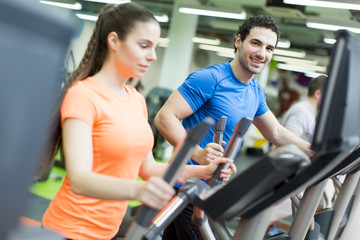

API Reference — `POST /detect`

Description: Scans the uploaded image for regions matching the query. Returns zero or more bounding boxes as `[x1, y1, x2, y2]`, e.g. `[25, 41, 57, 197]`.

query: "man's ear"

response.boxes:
[234, 34, 242, 48]
[107, 31, 119, 51]
[314, 89, 322, 100]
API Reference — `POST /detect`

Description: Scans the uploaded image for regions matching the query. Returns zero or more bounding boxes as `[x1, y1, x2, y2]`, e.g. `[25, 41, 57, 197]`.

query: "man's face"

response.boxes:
[235, 27, 277, 75]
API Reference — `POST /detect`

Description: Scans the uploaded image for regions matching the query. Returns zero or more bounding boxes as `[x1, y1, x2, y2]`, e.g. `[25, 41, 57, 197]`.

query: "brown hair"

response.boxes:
[36, 3, 158, 177]
[234, 15, 280, 52]
[308, 75, 327, 97]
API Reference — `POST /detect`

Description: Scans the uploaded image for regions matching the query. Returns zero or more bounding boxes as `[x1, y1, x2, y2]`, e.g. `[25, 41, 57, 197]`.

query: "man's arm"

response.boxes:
[154, 90, 192, 147]
[154, 90, 224, 165]
[287, 129, 301, 138]
[253, 111, 313, 156]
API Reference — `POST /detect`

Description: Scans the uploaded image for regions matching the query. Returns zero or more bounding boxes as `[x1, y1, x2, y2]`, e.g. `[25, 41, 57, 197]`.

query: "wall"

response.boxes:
[67, 18, 233, 97]
[66, 13, 310, 121]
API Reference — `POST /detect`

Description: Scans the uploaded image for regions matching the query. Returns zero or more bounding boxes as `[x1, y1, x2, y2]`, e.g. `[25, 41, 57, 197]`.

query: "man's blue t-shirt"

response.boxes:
[177, 61, 269, 171]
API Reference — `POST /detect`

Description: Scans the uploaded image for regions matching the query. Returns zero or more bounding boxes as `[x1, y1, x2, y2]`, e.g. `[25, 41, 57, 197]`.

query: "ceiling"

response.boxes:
[44, 0, 360, 72]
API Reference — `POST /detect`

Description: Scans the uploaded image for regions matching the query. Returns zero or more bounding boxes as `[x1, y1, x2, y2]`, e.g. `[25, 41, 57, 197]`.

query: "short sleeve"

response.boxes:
[61, 85, 96, 127]
[177, 69, 217, 112]
[255, 85, 269, 117]
[283, 112, 307, 135]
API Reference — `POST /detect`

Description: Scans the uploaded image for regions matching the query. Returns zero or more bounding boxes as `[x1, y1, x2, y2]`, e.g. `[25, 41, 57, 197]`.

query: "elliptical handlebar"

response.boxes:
[207, 117, 253, 187]
[125, 117, 215, 240]
[213, 116, 227, 145]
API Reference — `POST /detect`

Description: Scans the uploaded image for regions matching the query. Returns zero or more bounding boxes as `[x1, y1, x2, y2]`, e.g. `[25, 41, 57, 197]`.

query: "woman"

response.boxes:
[40, 3, 235, 240]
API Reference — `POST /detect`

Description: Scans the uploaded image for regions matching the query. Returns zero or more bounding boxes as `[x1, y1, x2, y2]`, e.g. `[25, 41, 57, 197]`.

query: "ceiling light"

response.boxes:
[39, 0, 82, 10]
[83, 0, 168, 22]
[198, 44, 308, 59]
[284, 0, 360, 11]
[277, 39, 291, 49]
[277, 63, 326, 74]
[158, 37, 169, 47]
[323, 38, 336, 45]
[277, 63, 314, 73]
[158, 37, 221, 48]
[198, 44, 234, 58]
[198, 44, 233, 53]
[306, 22, 360, 34]
[305, 72, 327, 78]
[84, 0, 130, 4]
[192, 37, 220, 45]
[290, 62, 326, 72]
[159, 37, 169, 43]
[209, 19, 240, 31]
[217, 52, 235, 58]
[76, 12, 168, 23]
[158, 43, 168, 48]
[76, 13, 98, 21]
[274, 49, 306, 58]
[154, 14, 169, 23]
[273, 56, 318, 65]
[179, 5, 246, 20]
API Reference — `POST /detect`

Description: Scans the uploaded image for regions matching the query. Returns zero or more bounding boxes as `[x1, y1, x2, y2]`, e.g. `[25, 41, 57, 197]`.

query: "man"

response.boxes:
[155, 15, 312, 239]
[282, 75, 327, 143]
[267, 75, 326, 233]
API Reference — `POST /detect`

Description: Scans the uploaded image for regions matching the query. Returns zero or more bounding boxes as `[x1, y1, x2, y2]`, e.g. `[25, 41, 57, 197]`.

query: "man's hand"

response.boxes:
[302, 141, 315, 157]
[193, 141, 226, 165]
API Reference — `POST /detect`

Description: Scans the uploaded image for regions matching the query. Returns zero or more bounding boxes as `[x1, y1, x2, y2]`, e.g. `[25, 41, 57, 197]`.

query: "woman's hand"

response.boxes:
[135, 176, 175, 210]
[206, 157, 237, 181]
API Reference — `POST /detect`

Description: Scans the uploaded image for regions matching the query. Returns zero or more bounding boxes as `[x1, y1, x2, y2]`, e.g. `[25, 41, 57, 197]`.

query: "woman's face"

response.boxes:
[115, 20, 160, 79]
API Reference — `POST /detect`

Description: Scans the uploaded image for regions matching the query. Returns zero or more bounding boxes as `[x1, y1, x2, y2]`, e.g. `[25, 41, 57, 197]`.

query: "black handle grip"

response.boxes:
[125, 117, 215, 239]
[204, 116, 227, 187]
[207, 117, 253, 187]
[162, 117, 215, 185]
[213, 116, 227, 145]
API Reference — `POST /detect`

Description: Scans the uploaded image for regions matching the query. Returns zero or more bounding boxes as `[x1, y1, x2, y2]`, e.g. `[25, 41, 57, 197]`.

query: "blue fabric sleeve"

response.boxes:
[255, 85, 269, 117]
[178, 69, 217, 113]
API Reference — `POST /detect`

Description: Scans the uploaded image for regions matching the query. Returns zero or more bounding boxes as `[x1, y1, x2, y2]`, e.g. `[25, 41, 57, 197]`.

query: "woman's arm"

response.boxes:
[62, 118, 174, 209]
[139, 151, 236, 183]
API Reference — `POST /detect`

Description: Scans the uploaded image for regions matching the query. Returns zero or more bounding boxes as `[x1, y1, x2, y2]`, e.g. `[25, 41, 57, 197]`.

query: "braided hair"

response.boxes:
[36, 3, 158, 177]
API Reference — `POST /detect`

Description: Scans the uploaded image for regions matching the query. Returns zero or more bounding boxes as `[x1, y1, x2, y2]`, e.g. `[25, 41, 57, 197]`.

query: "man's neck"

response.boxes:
[306, 96, 318, 112]
[230, 59, 254, 85]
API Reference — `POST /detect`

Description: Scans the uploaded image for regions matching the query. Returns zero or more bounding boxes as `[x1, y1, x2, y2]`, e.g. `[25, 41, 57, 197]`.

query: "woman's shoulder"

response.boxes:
[68, 77, 94, 92]
[125, 85, 146, 100]
[65, 77, 109, 103]
[125, 85, 142, 95]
